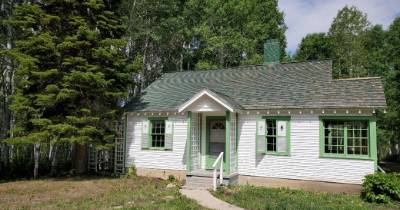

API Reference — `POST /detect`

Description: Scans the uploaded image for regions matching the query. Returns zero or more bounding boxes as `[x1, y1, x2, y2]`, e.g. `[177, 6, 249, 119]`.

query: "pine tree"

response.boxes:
[7, 0, 128, 178]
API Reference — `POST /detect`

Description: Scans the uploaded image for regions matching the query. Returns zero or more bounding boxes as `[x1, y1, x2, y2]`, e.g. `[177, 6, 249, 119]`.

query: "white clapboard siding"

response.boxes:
[230, 113, 237, 173]
[125, 115, 187, 171]
[238, 114, 374, 184]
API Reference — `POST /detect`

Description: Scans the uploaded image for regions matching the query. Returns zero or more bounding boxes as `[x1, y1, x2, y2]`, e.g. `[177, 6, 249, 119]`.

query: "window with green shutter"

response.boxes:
[142, 117, 173, 151]
[257, 116, 290, 156]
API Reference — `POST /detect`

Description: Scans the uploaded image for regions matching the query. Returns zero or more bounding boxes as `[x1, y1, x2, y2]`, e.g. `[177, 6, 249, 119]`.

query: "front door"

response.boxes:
[206, 117, 226, 169]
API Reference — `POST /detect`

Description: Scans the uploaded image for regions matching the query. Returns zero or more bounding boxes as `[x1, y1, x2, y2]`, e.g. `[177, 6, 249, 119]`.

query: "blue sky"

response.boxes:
[278, 0, 400, 54]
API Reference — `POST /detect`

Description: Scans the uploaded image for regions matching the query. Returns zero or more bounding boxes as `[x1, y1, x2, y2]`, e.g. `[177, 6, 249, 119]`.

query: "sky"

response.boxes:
[278, 0, 400, 54]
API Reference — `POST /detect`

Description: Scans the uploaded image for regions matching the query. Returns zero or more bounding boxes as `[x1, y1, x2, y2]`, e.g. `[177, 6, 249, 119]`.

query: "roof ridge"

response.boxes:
[281, 59, 332, 64]
[162, 60, 333, 75]
[334, 76, 382, 81]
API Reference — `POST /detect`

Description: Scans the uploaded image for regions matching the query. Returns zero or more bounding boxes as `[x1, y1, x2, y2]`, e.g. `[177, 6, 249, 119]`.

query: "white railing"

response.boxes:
[377, 165, 386, 173]
[212, 152, 224, 191]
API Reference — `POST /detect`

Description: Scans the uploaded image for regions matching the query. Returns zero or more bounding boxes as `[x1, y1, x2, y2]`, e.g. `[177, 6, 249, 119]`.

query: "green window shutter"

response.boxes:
[165, 119, 173, 150]
[276, 120, 288, 153]
[256, 117, 266, 155]
[141, 119, 149, 149]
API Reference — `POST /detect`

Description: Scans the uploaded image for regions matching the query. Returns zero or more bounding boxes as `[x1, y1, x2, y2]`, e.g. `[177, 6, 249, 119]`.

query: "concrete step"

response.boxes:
[184, 176, 214, 190]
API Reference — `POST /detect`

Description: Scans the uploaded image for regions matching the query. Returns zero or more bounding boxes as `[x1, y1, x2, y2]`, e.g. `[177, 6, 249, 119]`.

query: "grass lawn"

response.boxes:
[0, 176, 207, 210]
[213, 185, 400, 210]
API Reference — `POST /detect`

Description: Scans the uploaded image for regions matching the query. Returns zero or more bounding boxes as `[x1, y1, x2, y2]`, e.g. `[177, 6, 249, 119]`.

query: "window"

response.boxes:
[150, 119, 165, 148]
[323, 120, 345, 154]
[321, 119, 370, 158]
[266, 120, 277, 152]
[256, 117, 290, 155]
[347, 121, 369, 155]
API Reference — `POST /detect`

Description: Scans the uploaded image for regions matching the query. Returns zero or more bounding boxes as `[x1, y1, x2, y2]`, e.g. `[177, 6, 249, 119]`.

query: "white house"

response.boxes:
[123, 42, 386, 190]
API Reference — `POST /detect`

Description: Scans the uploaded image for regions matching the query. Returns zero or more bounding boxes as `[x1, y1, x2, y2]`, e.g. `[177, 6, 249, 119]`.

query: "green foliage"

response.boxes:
[328, 6, 370, 78]
[185, 0, 286, 70]
[127, 165, 137, 177]
[7, 0, 129, 148]
[378, 17, 400, 161]
[362, 173, 400, 203]
[2, 0, 129, 178]
[0, 142, 72, 179]
[168, 175, 176, 182]
[214, 185, 400, 210]
[295, 7, 400, 160]
[121, 0, 286, 89]
[295, 33, 332, 61]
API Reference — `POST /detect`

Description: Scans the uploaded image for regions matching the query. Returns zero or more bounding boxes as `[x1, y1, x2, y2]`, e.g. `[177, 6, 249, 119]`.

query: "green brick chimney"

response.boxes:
[263, 39, 280, 64]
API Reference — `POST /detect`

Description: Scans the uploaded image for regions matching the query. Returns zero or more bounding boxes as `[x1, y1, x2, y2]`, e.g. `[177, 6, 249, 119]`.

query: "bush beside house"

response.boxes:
[362, 172, 400, 203]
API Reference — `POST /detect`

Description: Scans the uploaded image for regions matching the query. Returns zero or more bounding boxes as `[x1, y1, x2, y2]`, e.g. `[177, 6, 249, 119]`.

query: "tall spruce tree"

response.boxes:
[7, 0, 128, 177]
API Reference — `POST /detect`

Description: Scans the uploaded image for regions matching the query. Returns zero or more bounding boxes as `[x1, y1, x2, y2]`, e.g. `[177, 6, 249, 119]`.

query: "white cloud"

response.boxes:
[278, 0, 400, 54]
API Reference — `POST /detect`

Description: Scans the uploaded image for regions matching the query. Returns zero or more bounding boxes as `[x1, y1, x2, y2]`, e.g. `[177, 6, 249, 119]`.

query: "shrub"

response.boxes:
[362, 172, 400, 203]
[126, 165, 137, 178]
[167, 175, 176, 182]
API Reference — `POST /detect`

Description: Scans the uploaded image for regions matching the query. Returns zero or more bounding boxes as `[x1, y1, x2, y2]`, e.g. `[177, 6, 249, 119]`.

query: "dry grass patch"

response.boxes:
[0, 177, 206, 210]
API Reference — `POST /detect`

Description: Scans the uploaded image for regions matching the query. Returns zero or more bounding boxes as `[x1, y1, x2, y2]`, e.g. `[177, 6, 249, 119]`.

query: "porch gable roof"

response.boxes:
[178, 89, 240, 112]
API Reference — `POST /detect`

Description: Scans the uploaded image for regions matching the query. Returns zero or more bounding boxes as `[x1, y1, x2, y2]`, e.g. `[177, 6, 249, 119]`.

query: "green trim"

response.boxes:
[235, 112, 239, 171]
[319, 116, 377, 162]
[225, 111, 231, 175]
[319, 120, 324, 157]
[187, 112, 192, 171]
[256, 116, 263, 155]
[319, 116, 374, 120]
[261, 116, 291, 156]
[369, 119, 377, 171]
[261, 116, 291, 120]
[147, 117, 169, 150]
[205, 116, 226, 169]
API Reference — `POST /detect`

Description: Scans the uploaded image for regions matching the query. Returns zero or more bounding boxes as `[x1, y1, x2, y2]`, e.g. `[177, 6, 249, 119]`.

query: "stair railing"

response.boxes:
[212, 152, 224, 191]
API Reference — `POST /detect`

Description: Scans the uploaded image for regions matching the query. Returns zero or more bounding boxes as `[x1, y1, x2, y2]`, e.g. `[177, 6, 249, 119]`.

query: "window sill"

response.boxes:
[264, 152, 290, 156]
[319, 154, 372, 161]
[142, 148, 172, 151]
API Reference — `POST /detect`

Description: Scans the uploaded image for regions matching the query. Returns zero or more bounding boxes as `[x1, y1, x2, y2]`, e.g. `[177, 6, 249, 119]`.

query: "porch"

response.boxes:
[179, 89, 239, 182]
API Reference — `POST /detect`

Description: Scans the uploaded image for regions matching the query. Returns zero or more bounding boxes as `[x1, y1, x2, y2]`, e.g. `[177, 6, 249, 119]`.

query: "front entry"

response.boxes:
[206, 116, 226, 169]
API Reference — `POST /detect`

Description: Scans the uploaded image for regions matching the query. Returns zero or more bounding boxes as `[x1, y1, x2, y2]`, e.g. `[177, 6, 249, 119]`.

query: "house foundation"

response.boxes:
[136, 167, 187, 181]
[238, 175, 362, 194]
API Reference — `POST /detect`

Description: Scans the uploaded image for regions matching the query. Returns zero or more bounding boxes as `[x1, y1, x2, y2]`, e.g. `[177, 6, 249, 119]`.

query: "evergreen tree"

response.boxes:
[7, 0, 128, 177]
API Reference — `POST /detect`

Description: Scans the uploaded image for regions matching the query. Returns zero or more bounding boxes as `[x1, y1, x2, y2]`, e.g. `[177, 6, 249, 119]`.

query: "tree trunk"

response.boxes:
[50, 144, 58, 176]
[72, 143, 87, 174]
[33, 143, 40, 179]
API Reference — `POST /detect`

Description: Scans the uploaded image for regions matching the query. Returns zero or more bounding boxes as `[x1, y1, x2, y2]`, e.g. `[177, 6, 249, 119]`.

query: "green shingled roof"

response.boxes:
[125, 60, 386, 112]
